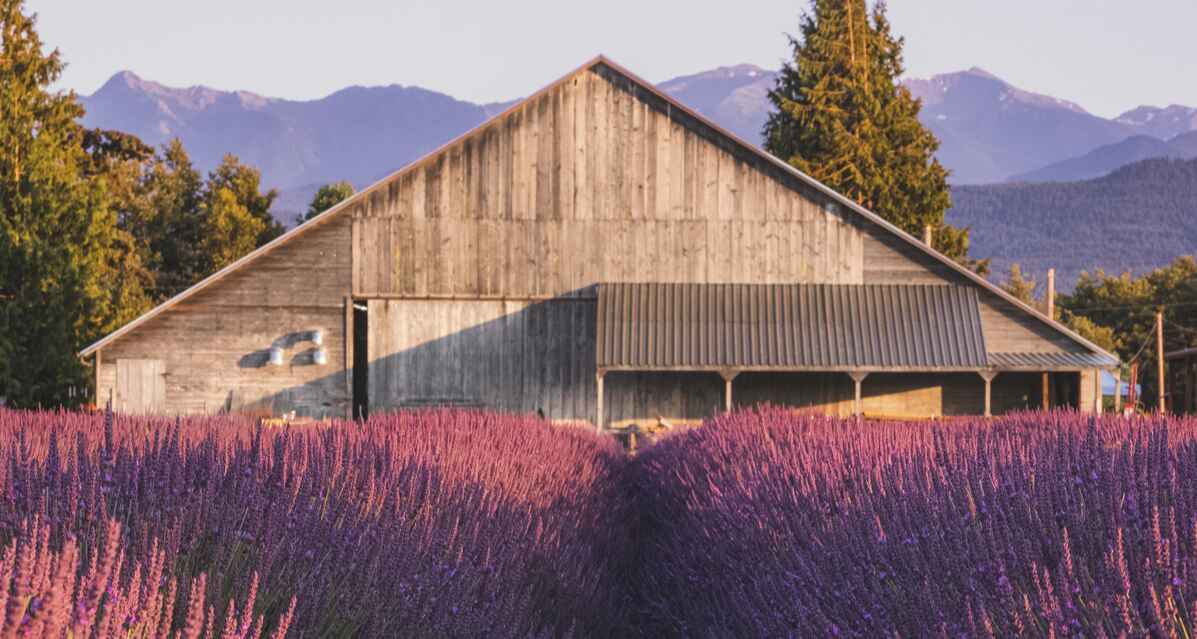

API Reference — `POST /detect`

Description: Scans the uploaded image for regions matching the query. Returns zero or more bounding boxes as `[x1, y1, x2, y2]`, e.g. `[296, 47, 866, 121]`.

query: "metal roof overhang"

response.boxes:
[986, 351, 1118, 371]
[596, 283, 991, 372]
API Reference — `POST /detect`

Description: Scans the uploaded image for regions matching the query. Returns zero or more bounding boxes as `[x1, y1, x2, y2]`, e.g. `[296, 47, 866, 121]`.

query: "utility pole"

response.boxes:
[1157, 311, 1166, 414]
[1041, 268, 1056, 411]
[1046, 268, 1056, 319]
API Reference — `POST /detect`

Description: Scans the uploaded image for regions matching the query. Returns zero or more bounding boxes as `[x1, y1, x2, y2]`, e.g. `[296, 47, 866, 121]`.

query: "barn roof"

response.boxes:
[597, 283, 990, 371]
[79, 55, 1118, 365]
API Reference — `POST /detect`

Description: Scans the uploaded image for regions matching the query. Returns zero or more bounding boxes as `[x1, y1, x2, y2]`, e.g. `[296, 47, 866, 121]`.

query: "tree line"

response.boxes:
[0, 0, 353, 407]
[950, 157, 1197, 289]
[1000, 257, 1197, 410]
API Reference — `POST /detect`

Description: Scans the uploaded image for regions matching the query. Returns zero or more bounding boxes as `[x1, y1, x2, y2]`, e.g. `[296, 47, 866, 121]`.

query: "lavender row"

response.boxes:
[634, 407, 1197, 637]
[0, 408, 633, 637]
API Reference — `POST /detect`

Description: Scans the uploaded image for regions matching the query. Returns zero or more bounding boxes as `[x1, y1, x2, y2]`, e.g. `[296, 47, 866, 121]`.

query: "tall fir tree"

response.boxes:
[140, 140, 209, 296]
[764, 0, 987, 274]
[0, 0, 150, 406]
[206, 153, 283, 247]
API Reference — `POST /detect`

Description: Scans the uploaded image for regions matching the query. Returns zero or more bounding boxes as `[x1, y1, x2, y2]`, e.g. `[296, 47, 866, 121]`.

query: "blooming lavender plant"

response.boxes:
[0, 407, 633, 637]
[634, 406, 1197, 638]
[0, 515, 291, 638]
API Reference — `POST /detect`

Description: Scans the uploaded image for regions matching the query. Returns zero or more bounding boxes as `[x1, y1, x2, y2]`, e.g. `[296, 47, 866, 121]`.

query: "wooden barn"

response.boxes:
[80, 56, 1118, 426]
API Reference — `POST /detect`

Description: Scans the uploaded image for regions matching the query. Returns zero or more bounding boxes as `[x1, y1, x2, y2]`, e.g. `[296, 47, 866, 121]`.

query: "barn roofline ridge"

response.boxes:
[79, 55, 1116, 363]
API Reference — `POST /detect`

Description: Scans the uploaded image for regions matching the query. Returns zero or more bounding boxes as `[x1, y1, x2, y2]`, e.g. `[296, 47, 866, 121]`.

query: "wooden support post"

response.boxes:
[1042, 373, 1051, 411]
[344, 296, 354, 420]
[1046, 268, 1056, 319]
[720, 370, 740, 413]
[94, 349, 102, 406]
[1114, 368, 1122, 412]
[595, 371, 605, 433]
[1157, 311, 1166, 414]
[978, 370, 999, 417]
[848, 371, 869, 417]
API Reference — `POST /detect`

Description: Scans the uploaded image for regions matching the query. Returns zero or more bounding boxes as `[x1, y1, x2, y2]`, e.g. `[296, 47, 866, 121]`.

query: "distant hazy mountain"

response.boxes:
[1010, 131, 1197, 183]
[657, 64, 779, 146]
[1115, 105, 1197, 140]
[949, 157, 1197, 289]
[656, 65, 1197, 187]
[80, 71, 492, 222]
[79, 64, 1197, 227]
[902, 68, 1147, 184]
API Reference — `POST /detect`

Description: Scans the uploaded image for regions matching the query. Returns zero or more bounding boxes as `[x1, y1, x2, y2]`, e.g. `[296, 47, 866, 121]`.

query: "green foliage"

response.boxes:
[107, 143, 286, 295]
[0, 0, 285, 407]
[764, 0, 983, 272]
[1060, 312, 1118, 354]
[0, 0, 152, 407]
[1060, 256, 1197, 408]
[204, 186, 265, 271]
[298, 181, 355, 225]
[136, 139, 208, 296]
[206, 153, 282, 246]
[1000, 263, 1039, 307]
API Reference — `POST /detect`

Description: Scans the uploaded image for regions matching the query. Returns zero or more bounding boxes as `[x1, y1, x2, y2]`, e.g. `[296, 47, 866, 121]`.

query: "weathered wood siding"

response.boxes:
[112, 359, 165, 414]
[861, 229, 1084, 354]
[365, 298, 730, 424]
[95, 217, 352, 416]
[349, 66, 864, 299]
[366, 298, 596, 418]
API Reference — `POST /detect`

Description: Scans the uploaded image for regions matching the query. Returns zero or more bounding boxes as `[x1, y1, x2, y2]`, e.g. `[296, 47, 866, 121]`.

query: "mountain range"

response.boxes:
[949, 157, 1197, 288]
[1009, 131, 1197, 183]
[78, 64, 1197, 288]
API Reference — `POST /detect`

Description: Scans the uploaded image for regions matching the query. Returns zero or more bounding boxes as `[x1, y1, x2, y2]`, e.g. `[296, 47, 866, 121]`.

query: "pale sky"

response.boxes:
[29, 0, 1196, 118]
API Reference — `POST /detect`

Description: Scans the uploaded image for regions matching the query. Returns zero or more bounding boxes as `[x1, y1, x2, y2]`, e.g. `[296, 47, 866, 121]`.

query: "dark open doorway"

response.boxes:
[353, 301, 369, 419]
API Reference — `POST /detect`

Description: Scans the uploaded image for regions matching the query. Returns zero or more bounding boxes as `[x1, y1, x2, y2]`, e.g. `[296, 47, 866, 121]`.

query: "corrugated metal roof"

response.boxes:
[596, 283, 989, 370]
[988, 352, 1119, 370]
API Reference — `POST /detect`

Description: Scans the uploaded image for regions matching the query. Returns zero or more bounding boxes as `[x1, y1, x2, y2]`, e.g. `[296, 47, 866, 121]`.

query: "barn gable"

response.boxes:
[82, 56, 1115, 420]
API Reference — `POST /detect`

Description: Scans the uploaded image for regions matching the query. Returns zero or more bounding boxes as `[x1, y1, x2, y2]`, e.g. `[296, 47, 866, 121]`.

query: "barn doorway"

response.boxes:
[353, 301, 369, 419]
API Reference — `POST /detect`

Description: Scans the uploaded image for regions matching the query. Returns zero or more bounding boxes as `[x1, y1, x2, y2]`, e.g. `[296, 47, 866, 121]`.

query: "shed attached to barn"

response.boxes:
[80, 56, 1118, 425]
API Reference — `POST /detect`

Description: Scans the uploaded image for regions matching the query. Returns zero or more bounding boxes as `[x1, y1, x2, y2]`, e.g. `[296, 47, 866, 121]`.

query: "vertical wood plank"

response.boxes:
[558, 80, 575, 221]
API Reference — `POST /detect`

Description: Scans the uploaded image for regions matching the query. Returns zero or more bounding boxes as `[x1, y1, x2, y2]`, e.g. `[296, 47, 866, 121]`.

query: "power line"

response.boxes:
[1063, 301, 1197, 314]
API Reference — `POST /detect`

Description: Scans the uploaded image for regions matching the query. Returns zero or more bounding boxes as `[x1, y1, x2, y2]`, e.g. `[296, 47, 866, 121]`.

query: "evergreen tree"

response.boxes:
[1001, 264, 1039, 307]
[764, 0, 987, 274]
[203, 186, 265, 271]
[140, 140, 208, 296]
[206, 153, 282, 246]
[0, 0, 149, 406]
[298, 181, 355, 225]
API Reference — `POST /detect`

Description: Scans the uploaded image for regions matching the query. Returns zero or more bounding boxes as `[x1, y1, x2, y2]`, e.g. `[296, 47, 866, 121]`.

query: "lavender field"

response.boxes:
[0, 409, 632, 637]
[4, 407, 1197, 637]
[636, 408, 1197, 637]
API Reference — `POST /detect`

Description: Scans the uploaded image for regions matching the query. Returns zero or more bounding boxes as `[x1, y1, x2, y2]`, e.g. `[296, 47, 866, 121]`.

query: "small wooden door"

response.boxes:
[115, 359, 166, 414]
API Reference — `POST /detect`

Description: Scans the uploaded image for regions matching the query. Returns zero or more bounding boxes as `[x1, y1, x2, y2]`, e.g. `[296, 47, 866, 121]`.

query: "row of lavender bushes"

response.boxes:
[0, 408, 633, 637]
[634, 407, 1197, 637]
[10, 404, 1197, 637]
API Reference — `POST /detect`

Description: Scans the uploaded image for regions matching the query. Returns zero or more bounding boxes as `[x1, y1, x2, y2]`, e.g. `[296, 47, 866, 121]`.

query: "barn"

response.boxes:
[80, 56, 1118, 426]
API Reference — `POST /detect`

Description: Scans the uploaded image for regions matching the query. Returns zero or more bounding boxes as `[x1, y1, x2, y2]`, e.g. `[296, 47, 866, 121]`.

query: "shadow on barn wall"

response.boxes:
[228, 293, 723, 425]
[227, 294, 1049, 423]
